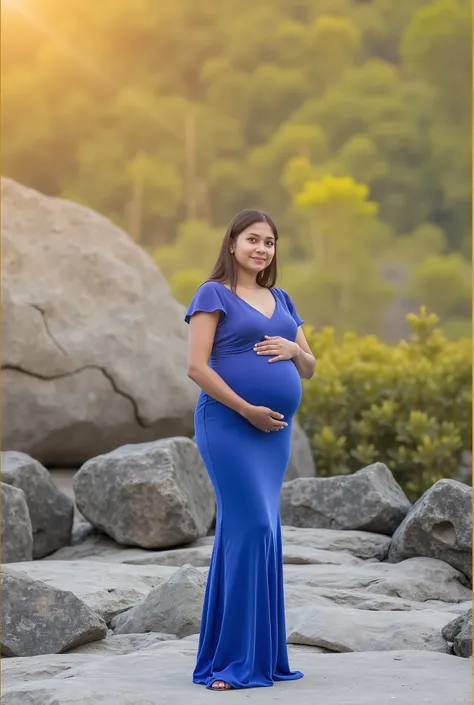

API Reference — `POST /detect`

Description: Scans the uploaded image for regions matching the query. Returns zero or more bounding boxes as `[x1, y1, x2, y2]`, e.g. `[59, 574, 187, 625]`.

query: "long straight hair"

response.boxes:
[206, 209, 279, 292]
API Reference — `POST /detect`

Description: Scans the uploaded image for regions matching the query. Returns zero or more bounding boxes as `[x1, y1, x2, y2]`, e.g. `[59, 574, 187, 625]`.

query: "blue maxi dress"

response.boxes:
[184, 280, 305, 690]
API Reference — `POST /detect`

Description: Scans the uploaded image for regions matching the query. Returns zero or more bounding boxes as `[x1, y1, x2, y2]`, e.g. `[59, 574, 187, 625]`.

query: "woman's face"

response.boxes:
[232, 221, 275, 274]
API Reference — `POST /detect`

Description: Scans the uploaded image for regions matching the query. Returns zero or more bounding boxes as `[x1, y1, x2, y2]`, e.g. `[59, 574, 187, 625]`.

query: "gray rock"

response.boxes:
[1, 451, 74, 558]
[388, 479, 472, 581]
[1, 177, 198, 467]
[281, 463, 411, 535]
[285, 420, 316, 480]
[1, 482, 33, 562]
[1, 567, 107, 656]
[73, 437, 215, 548]
[111, 564, 206, 638]
[286, 604, 456, 653]
[1, 646, 472, 704]
[442, 609, 472, 657]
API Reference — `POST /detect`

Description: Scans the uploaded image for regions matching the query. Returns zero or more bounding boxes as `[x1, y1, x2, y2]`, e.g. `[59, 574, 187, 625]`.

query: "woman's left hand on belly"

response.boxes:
[253, 335, 300, 363]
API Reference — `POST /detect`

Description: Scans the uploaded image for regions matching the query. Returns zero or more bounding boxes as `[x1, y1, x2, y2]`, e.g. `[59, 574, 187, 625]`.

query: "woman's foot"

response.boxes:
[211, 680, 232, 690]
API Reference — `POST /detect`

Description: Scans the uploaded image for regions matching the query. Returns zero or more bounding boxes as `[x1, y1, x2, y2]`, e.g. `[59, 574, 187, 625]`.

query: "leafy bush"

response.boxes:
[298, 307, 472, 500]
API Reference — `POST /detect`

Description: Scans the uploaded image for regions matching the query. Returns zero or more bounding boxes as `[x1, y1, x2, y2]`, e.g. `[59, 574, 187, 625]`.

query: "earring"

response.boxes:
[230, 249, 234, 254]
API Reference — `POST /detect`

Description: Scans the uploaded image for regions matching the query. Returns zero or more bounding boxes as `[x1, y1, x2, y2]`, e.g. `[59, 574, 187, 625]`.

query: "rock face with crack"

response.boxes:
[1, 177, 198, 465]
[1, 482, 33, 563]
[73, 438, 215, 548]
[280, 462, 411, 535]
[1, 451, 74, 558]
[1, 567, 107, 656]
[388, 479, 472, 582]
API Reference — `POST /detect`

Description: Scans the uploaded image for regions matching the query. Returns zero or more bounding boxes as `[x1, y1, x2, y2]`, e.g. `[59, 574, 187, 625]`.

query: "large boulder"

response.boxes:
[1, 482, 33, 562]
[1, 178, 198, 466]
[388, 480, 472, 582]
[281, 463, 411, 535]
[2, 567, 107, 656]
[73, 438, 215, 548]
[1, 451, 74, 557]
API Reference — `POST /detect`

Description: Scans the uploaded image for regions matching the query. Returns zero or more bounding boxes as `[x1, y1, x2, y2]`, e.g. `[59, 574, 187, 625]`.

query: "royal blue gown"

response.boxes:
[184, 280, 305, 690]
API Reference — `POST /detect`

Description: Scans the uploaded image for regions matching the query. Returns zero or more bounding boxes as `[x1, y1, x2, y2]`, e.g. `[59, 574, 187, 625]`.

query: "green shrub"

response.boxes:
[298, 307, 472, 501]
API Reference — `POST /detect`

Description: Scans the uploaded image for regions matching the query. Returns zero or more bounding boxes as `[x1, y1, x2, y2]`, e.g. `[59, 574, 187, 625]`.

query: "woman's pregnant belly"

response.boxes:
[211, 349, 302, 418]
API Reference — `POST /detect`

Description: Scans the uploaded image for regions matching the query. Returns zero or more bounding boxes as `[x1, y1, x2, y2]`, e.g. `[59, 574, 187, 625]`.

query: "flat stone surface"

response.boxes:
[66, 632, 178, 655]
[46, 533, 367, 567]
[15, 554, 471, 626]
[282, 557, 471, 603]
[45, 525, 391, 564]
[286, 604, 455, 653]
[2, 642, 471, 704]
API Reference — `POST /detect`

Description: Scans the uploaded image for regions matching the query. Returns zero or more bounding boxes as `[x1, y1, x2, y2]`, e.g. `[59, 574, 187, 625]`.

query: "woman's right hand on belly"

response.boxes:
[241, 405, 289, 433]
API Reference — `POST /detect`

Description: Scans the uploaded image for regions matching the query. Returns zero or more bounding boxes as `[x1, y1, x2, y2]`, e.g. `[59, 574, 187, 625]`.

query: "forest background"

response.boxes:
[2, 0, 471, 342]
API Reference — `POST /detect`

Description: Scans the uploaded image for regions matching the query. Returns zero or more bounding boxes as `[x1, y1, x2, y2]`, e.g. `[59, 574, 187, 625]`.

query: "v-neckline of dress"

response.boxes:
[218, 282, 278, 321]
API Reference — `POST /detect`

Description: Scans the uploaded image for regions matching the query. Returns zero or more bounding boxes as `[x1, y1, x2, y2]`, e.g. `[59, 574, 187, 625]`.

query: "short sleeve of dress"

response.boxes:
[184, 281, 227, 325]
[280, 288, 304, 326]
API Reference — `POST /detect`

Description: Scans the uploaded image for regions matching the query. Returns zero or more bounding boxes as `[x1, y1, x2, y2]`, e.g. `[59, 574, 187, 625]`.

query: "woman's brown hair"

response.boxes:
[206, 209, 279, 292]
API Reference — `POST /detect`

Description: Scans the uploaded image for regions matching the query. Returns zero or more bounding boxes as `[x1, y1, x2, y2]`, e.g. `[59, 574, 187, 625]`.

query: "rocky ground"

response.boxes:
[1, 445, 472, 704]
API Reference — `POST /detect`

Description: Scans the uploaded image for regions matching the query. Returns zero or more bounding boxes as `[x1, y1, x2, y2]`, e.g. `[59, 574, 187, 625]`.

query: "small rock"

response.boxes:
[70, 520, 98, 545]
[111, 564, 205, 637]
[442, 609, 472, 658]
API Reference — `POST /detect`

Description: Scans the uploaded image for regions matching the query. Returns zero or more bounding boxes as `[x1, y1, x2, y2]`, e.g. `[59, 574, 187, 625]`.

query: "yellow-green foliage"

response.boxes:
[298, 307, 472, 500]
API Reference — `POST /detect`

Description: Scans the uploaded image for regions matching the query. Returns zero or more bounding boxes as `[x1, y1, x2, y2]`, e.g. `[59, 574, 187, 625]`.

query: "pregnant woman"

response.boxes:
[184, 209, 316, 691]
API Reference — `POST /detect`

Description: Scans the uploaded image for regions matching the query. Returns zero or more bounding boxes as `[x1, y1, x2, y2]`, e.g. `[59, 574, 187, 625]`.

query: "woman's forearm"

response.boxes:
[292, 346, 316, 379]
[188, 365, 252, 416]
